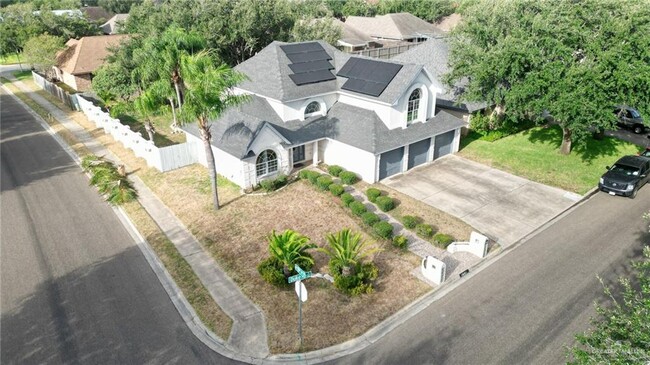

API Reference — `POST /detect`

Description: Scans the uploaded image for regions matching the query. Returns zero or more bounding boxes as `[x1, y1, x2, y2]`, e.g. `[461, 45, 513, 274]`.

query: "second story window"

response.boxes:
[304, 101, 321, 118]
[407, 89, 421, 124]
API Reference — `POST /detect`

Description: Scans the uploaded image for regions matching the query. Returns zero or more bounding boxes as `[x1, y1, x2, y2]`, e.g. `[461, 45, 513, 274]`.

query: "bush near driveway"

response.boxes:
[341, 192, 356, 206]
[366, 187, 381, 203]
[459, 125, 640, 194]
[339, 171, 359, 185]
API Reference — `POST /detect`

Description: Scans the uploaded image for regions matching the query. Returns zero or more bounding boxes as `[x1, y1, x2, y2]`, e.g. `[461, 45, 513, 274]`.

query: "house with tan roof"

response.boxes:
[101, 14, 129, 35]
[53, 34, 128, 92]
[344, 13, 444, 46]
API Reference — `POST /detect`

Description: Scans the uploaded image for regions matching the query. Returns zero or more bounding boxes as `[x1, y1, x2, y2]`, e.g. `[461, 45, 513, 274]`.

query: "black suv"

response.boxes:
[599, 155, 650, 198]
[614, 106, 646, 134]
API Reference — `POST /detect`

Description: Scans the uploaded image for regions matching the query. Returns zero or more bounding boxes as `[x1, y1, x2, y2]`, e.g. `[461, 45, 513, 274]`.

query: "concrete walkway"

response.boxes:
[2, 73, 270, 359]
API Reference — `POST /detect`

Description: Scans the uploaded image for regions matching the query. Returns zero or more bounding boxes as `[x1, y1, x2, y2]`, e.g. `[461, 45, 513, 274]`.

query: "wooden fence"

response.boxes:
[351, 42, 424, 59]
[32, 71, 80, 111]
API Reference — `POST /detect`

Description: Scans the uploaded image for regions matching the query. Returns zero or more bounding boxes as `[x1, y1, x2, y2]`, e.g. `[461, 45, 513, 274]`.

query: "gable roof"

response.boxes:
[56, 34, 129, 75]
[80, 6, 113, 22]
[393, 38, 485, 112]
[235, 40, 423, 105]
[332, 18, 373, 47]
[101, 14, 129, 34]
[344, 13, 444, 41]
[183, 95, 466, 157]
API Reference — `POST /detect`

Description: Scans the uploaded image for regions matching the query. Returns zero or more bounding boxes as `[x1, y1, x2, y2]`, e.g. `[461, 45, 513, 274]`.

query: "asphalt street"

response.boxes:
[0, 90, 238, 364]
[331, 187, 649, 364]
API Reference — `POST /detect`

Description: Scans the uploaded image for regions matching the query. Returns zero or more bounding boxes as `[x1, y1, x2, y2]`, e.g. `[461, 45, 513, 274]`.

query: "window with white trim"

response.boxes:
[304, 101, 321, 118]
[406, 88, 421, 124]
[256, 150, 278, 177]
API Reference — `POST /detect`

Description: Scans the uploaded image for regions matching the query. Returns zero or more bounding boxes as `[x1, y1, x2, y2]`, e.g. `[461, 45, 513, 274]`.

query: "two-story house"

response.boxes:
[183, 40, 466, 189]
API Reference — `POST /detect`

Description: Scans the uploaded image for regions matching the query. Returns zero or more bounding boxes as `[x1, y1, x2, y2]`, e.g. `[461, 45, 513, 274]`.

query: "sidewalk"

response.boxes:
[2, 73, 270, 360]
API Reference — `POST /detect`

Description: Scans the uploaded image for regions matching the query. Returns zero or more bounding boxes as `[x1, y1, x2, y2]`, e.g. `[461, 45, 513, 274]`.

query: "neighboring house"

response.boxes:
[101, 14, 129, 35]
[183, 40, 466, 189]
[80, 6, 113, 23]
[392, 38, 486, 122]
[33, 9, 83, 17]
[344, 13, 445, 46]
[53, 34, 128, 92]
[332, 18, 378, 52]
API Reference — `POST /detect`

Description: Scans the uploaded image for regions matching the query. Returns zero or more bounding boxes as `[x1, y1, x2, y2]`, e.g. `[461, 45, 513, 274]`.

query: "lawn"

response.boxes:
[459, 126, 642, 195]
[12, 70, 33, 82]
[1, 53, 22, 65]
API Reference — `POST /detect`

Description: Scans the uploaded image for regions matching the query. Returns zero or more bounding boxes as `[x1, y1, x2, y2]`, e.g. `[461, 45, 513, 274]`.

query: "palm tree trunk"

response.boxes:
[174, 80, 183, 108]
[199, 117, 219, 210]
[169, 97, 179, 132]
[283, 265, 291, 278]
[560, 126, 572, 155]
[342, 265, 354, 277]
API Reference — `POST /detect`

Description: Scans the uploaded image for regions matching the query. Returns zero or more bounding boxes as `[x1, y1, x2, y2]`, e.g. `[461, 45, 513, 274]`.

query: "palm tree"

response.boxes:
[177, 50, 249, 210]
[133, 92, 157, 142]
[319, 229, 379, 277]
[267, 230, 316, 277]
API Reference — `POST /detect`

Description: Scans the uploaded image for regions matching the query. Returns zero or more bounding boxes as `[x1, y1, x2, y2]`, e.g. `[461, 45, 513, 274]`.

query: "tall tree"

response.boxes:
[446, 0, 650, 154]
[177, 51, 249, 210]
[567, 245, 650, 364]
[97, 0, 141, 14]
[290, 16, 342, 45]
[22, 34, 64, 79]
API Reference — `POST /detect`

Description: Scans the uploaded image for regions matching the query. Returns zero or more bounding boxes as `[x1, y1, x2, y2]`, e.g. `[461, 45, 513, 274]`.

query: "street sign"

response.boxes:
[295, 281, 308, 302]
[287, 264, 312, 283]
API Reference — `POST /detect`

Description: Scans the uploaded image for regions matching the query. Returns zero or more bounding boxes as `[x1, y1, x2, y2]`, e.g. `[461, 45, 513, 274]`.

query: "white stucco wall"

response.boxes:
[321, 139, 377, 183]
[338, 92, 393, 126]
[264, 93, 339, 122]
[186, 132, 247, 188]
[391, 71, 439, 129]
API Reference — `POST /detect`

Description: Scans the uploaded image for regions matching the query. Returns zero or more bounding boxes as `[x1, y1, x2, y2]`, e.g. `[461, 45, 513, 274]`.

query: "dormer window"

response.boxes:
[407, 88, 421, 124]
[304, 101, 321, 118]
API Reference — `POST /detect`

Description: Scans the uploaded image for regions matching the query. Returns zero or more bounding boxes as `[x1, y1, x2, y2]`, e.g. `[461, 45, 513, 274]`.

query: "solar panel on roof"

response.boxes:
[341, 78, 388, 97]
[288, 59, 334, 74]
[280, 42, 323, 54]
[289, 69, 337, 86]
[336, 57, 403, 97]
[337, 57, 359, 78]
[286, 50, 331, 64]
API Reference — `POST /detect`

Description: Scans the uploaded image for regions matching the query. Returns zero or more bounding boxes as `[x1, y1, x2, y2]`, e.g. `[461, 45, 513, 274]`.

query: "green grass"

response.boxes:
[0, 53, 22, 65]
[12, 70, 33, 82]
[459, 125, 642, 194]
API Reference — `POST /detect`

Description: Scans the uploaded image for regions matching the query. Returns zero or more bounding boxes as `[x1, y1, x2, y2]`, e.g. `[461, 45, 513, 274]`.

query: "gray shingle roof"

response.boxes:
[234, 40, 424, 105]
[183, 95, 466, 157]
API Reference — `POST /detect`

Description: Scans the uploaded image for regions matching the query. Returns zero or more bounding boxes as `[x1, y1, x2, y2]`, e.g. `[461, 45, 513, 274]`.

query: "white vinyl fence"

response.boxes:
[76, 95, 198, 171]
[32, 71, 81, 111]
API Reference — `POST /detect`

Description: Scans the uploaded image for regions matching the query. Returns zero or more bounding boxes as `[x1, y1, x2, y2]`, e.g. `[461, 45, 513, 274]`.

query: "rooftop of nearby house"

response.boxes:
[344, 13, 445, 41]
[234, 40, 425, 104]
[331, 18, 374, 47]
[101, 13, 129, 34]
[56, 34, 129, 75]
[80, 6, 113, 22]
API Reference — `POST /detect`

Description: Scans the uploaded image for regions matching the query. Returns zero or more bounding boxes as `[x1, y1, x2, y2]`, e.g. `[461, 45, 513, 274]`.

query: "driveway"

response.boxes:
[382, 155, 582, 246]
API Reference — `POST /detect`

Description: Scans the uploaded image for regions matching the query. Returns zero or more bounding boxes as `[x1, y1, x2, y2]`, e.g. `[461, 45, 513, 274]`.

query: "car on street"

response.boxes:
[599, 155, 650, 198]
[614, 106, 647, 134]
[640, 147, 650, 158]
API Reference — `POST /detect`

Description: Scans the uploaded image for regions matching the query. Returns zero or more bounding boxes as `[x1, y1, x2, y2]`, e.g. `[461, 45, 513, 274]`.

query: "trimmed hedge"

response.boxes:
[308, 172, 322, 185]
[316, 175, 334, 190]
[349, 201, 367, 216]
[361, 212, 380, 226]
[433, 233, 454, 248]
[341, 193, 356, 206]
[259, 174, 288, 192]
[328, 165, 344, 177]
[402, 215, 419, 229]
[329, 183, 345, 196]
[339, 171, 359, 185]
[392, 235, 409, 250]
[416, 223, 435, 238]
[375, 196, 395, 212]
[366, 188, 381, 203]
[373, 221, 394, 239]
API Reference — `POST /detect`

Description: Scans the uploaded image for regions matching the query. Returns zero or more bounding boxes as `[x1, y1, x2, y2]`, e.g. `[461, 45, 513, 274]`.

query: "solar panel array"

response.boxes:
[337, 57, 403, 97]
[280, 42, 336, 86]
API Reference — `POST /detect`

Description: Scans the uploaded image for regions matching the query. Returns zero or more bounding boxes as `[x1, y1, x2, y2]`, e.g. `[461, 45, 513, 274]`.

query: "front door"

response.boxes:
[293, 145, 305, 166]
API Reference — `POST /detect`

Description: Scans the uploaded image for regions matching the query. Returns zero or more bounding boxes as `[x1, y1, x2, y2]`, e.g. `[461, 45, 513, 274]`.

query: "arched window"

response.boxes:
[304, 101, 321, 118]
[406, 89, 421, 124]
[256, 150, 278, 177]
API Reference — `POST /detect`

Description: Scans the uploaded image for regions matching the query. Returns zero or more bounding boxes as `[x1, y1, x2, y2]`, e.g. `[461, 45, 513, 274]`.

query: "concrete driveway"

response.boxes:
[382, 155, 583, 247]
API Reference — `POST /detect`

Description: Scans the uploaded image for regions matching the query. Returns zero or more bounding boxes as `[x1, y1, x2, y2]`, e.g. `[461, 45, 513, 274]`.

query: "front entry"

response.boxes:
[293, 145, 305, 166]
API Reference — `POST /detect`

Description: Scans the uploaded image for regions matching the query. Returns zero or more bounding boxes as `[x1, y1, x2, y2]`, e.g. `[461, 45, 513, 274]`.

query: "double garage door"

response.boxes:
[378, 130, 455, 180]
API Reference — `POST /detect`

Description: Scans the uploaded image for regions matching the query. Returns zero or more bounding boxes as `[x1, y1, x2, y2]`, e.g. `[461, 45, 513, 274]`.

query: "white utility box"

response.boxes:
[446, 231, 489, 258]
[421, 256, 446, 285]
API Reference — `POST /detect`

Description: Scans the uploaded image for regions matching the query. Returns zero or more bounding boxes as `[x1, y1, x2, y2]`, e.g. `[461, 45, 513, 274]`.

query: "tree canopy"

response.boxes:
[446, 0, 650, 154]
[22, 33, 64, 78]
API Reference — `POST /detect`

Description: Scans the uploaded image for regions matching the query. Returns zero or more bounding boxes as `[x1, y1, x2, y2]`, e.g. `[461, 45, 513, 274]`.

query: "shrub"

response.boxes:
[329, 183, 344, 196]
[402, 215, 419, 229]
[416, 223, 435, 238]
[349, 201, 367, 216]
[298, 169, 313, 180]
[257, 257, 289, 288]
[259, 179, 275, 192]
[366, 187, 381, 203]
[316, 175, 333, 190]
[309, 172, 322, 185]
[361, 212, 380, 226]
[392, 235, 409, 250]
[373, 221, 394, 239]
[327, 165, 344, 177]
[275, 174, 288, 187]
[341, 192, 356, 206]
[332, 262, 378, 296]
[375, 196, 395, 212]
[339, 171, 358, 185]
[433, 233, 455, 248]
[258, 174, 288, 192]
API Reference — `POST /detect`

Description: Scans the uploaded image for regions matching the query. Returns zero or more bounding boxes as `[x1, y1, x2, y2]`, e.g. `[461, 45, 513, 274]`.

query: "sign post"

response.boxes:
[288, 264, 311, 349]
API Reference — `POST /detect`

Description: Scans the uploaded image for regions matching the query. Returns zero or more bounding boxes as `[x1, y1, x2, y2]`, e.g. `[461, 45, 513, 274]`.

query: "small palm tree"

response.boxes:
[267, 230, 316, 277]
[319, 229, 380, 277]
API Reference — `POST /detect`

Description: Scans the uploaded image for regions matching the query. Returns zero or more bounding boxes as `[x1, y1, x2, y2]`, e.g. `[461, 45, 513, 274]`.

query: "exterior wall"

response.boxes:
[338, 93, 393, 126]
[391, 71, 438, 129]
[61, 71, 79, 91]
[268, 93, 339, 122]
[321, 138, 377, 183]
[186, 133, 248, 188]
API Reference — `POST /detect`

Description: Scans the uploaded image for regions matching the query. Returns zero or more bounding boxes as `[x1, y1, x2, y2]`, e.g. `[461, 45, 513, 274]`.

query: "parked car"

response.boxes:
[599, 155, 650, 198]
[614, 106, 647, 134]
[640, 147, 650, 158]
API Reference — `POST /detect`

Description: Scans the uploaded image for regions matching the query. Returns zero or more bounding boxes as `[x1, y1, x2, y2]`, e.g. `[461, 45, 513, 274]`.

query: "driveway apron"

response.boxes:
[382, 155, 582, 247]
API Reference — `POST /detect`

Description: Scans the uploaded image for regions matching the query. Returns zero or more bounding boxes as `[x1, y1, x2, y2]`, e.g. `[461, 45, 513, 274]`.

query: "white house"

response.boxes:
[183, 40, 467, 189]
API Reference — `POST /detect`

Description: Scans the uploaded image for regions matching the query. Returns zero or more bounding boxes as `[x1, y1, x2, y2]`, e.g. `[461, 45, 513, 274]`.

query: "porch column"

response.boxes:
[312, 141, 319, 166]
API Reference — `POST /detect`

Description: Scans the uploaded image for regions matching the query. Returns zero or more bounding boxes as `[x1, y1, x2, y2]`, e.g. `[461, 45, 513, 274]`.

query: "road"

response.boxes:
[331, 185, 649, 364]
[0, 90, 237, 364]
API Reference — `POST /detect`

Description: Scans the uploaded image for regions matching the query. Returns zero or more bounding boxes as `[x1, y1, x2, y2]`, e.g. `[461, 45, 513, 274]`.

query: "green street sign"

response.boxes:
[288, 264, 312, 283]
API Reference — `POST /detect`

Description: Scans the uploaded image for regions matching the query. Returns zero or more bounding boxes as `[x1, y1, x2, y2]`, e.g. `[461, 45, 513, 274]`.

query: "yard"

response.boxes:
[459, 126, 642, 195]
[16, 75, 477, 354]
